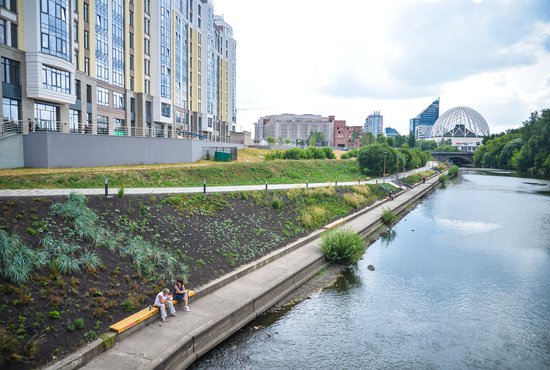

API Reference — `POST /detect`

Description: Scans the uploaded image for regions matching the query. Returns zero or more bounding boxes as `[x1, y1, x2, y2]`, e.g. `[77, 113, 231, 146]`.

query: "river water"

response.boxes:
[191, 171, 550, 369]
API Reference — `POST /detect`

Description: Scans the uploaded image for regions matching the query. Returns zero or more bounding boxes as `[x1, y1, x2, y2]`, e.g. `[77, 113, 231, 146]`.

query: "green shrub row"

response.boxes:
[265, 147, 336, 160]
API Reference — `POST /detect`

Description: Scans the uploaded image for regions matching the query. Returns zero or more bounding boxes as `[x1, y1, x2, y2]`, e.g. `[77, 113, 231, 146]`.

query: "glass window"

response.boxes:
[0, 19, 5, 45]
[34, 102, 59, 131]
[73, 20, 78, 41]
[114, 118, 125, 135]
[84, 30, 89, 48]
[10, 23, 16, 48]
[113, 92, 125, 109]
[97, 87, 109, 106]
[86, 84, 91, 103]
[40, 0, 71, 60]
[69, 109, 80, 133]
[97, 115, 108, 135]
[83, 2, 88, 22]
[42, 65, 70, 93]
[75, 79, 81, 100]
[1, 57, 20, 85]
[161, 103, 171, 118]
[3, 97, 20, 123]
[84, 57, 89, 75]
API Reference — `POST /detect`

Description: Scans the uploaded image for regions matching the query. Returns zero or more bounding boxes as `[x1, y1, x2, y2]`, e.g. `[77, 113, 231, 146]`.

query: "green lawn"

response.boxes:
[0, 160, 364, 189]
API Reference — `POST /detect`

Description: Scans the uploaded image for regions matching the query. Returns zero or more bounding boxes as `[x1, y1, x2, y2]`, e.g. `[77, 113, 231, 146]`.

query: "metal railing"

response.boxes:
[0, 119, 232, 143]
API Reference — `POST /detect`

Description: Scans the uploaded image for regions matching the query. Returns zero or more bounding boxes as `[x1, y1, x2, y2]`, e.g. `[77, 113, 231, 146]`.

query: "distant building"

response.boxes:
[385, 127, 400, 138]
[364, 111, 383, 137]
[334, 119, 362, 148]
[409, 97, 440, 138]
[431, 106, 490, 152]
[415, 125, 433, 140]
[253, 114, 335, 146]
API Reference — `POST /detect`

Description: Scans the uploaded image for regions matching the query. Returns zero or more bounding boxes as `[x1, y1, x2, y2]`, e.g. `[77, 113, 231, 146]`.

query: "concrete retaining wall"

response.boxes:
[0, 134, 24, 168]
[21, 132, 243, 168]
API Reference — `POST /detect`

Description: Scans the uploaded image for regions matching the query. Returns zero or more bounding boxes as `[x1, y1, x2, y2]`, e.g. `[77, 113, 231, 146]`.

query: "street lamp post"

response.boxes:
[396, 153, 399, 180]
[383, 151, 387, 184]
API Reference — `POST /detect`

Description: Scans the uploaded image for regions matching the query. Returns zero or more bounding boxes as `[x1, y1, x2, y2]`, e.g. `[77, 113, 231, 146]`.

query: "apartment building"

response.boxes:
[254, 114, 335, 147]
[363, 111, 383, 137]
[0, 0, 236, 141]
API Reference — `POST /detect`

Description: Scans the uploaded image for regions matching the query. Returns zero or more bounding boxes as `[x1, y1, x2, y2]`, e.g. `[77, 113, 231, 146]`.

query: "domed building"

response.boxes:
[431, 106, 490, 152]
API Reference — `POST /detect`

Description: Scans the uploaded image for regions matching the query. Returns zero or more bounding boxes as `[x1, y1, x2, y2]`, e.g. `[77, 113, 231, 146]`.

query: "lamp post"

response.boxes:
[383, 151, 387, 184]
[396, 153, 399, 180]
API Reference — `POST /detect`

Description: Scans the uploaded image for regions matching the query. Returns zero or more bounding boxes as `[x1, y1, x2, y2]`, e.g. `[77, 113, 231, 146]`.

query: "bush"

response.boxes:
[117, 187, 125, 198]
[448, 165, 459, 176]
[381, 208, 397, 225]
[439, 174, 449, 183]
[271, 199, 282, 209]
[299, 206, 327, 230]
[321, 229, 365, 264]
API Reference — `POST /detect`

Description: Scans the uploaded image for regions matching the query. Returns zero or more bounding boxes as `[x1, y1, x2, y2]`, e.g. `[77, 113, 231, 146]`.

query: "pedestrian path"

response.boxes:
[46, 174, 441, 370]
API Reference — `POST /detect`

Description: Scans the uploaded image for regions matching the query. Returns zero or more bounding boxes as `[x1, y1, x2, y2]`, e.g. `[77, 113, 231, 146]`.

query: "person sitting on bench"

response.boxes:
[155, 288, 176, 322]
[173, 279, 191, 312]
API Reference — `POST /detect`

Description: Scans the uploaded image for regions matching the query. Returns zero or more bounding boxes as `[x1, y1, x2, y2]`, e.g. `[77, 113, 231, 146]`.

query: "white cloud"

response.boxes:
[213, 0, 550, 136]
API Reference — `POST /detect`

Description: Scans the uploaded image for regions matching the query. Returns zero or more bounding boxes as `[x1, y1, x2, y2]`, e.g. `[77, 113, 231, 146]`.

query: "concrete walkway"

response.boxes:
[45, 174, 441, 370]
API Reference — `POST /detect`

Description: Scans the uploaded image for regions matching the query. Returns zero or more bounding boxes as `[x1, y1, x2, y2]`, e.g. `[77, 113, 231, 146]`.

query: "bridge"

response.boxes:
[431, 151, 474, 165]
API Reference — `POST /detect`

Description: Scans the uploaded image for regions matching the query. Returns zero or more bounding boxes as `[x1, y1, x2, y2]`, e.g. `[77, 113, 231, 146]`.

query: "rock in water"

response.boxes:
[367, 265, 375, 271]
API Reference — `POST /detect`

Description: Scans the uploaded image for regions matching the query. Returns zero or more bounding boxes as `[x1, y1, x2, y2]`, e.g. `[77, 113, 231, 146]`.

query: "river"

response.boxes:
[191, 170, 550, 369]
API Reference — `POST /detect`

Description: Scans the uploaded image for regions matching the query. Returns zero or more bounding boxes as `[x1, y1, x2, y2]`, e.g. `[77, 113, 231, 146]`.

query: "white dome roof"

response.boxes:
[431, 106, 490, 138]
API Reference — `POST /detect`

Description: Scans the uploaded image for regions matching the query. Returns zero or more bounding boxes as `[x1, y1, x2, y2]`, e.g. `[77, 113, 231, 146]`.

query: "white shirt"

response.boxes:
[154, 292, 166, 306]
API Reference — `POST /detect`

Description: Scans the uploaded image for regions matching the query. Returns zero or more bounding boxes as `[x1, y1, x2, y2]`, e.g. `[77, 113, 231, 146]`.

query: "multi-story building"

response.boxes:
[0, 0, 236, 141]
[385, 127, 400, 138]
[363, 111, 383, 137]
[409, 97, 439, 138]
[334, 119, 362, 148]
[254, 114, 335, 147]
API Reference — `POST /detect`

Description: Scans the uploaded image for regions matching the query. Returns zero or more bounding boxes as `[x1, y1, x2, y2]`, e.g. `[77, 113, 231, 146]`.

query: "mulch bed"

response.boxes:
[0, 192, 309, 369]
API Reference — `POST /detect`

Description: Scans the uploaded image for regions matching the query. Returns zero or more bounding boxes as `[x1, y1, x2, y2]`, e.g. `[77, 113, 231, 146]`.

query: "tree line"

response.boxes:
[473, 109, 549, 178]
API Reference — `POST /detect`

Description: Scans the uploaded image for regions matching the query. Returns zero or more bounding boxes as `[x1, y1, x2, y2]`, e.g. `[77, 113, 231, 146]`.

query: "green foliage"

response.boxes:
[271, 199, 282, 209]
[0, 230, 39, 285]
[25, 227, 37, 236]
[48, 310, 61, 319]
[474, 109, 550, 177]
[74, 318, 84, 329]
[320, 229, 365, 264]
[381, 208, 398, 225]
[79, 250, 103, 270]
[356, 144, 398, 176]
[265, 147, 336, 161]
[117, 187, 125, 198]
[439, 174, 449, 183]
[308, 131, 327, 147]
[163, 193, 228, 216]
[266, 136, 276, 144]
[448, 165, 459, 176]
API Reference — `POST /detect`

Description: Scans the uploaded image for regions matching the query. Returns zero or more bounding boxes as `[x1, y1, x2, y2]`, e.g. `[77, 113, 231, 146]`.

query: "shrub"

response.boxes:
[25, 227, 37, 236]
[271, 199, 282, 209]
[381, 208, 397, 225]
[48, 310, 61, 320]
[439, 174, 449, 183]
[343, 193, 365, 209]
[448, 165, 459, 176]
[299, 206, 327, 230]
[0, 230, 39, 285]
[117, 187, 125, 198]
[321, 229, 365, 264]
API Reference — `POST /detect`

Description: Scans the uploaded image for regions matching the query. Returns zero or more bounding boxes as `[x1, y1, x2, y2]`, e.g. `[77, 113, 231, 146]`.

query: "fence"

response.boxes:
[0, 120, 232, 142]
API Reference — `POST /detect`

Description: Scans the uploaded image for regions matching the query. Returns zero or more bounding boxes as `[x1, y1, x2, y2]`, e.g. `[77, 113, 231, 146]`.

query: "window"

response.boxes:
[86, 84, 92, 103]
[84, 57, 89, 75]
[84, 30, 89, 48]
[1, 57, 20, 85]
[129, 11, 133, 26]
[69, 109, 80, 133]
[10, 23, 16, 48]
[144, 39, 150, 55]
[161, 103, 171, 118]
[42, 65, 70, 93]
[114, 118, 125, 135]
[75, 79, 81, 99]
[97, 87, 109, 106]
[130, 76, 134, 91]
[73, 20, 78, 41]
[83, 2, 88, 22]
[34, 102, 59, 131]
[144, 79, 150, 95]
[74, 49, 78, 69]
[97, 115, 108, 135]
[144, 0, 149, 14]
[144, 18, 149, 35]
[144, 59, 149, 75]
[3, 97, 20, 123]
[1, 20, 6, 45]
[129, 33, 134, 48]
[130, 98, 135, 112]
[113, 92, 125, 109]
[129, 55, 134, 70]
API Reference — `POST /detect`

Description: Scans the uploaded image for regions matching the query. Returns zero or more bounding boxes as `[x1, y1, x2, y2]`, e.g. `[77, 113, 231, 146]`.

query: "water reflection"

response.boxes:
[192, 173, 550, 370]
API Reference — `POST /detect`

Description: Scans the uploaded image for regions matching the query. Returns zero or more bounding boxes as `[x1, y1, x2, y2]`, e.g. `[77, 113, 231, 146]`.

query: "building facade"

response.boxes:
[334, 119, 362, 148]
[385, 127, 400, 138]
[409, 97, 439, 138]
[0, 0, 236, 141]
[254, 114, 335, 147]
[363, 111, 383, 137]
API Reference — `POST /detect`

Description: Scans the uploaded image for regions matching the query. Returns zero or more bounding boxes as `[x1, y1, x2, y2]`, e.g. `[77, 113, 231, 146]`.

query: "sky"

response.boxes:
[213, 0, 550, 137]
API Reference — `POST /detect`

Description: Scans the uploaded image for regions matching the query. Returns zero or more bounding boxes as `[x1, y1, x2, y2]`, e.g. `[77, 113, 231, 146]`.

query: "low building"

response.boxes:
[254, 114, 335, 147]
[334, 119, 362, 148]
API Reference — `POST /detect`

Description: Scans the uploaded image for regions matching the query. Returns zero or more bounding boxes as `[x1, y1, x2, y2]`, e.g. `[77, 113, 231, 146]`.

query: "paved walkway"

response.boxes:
[48, 174, 440, 370]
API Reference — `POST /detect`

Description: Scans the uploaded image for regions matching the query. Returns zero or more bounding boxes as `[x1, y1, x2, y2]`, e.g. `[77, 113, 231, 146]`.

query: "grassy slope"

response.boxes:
[0, 159, 363, 189]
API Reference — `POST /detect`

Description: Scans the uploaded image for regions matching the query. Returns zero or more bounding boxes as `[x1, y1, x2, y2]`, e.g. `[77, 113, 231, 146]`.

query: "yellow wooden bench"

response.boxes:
[109, 290, 196, 334]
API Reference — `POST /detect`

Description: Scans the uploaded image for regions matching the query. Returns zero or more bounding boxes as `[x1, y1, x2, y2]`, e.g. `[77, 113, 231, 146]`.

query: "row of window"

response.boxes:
[0, 18, 18, 48]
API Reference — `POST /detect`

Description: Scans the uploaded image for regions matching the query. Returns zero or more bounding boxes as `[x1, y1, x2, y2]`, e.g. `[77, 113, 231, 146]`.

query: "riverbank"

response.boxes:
[61, 174, 442, 370]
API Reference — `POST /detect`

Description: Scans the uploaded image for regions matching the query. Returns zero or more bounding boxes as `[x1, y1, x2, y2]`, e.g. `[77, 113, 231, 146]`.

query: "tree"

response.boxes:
[376, 134, 386, 144]
[407, 132, 416, 148]
[386, 137, 395, 147]
[361, 132, 375, 146]
[356, 144, 398, 176]
[394, 135, 407, 148]
[266, 137, 276, 144]
[308, 131, 327, 147]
